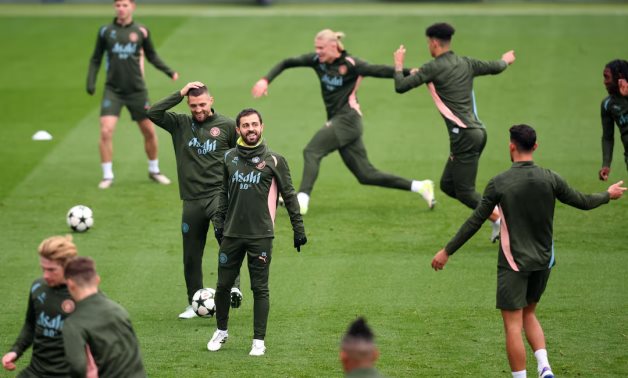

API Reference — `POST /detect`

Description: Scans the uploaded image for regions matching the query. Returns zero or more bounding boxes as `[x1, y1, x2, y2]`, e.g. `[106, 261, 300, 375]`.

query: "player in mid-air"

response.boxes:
[87, 0, 178, 189]
[2, 235, 78, 377]
[598, 59, 628, 181]
[63, 257, 146, 377]
[252, 29, 435, 215]
[147, 82, 243, 319]
[431, 124, 626, 378]
[207, 108, 307, 356]
[393, 22, 515, 242]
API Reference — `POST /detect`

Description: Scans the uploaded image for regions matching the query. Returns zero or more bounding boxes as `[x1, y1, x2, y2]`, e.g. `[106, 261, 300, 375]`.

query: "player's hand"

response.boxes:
[501, 50, 516, 65]
[607, 180, 627, 200]
[2, 352, 17, 371]
[598, 166, 610, 181]
[619, 78, 628, 96]
[431, 249, 449, 271]
[294, 234, 307, 252]
[251, 79, 269, 98]
[394, 44, 406, 71]
[171, 72, 179, 81]
[180, 81, 205, 97]
[86, 86, 95, 96]
[214, 227, 224, 245]
[409, 68, 420, 75]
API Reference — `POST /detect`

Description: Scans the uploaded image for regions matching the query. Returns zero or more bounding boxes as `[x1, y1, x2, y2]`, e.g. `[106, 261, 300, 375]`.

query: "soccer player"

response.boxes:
[598, 59, 628, 181]
[2, 235, 78, 376]
[340, 317, 384, 378]
[207, 108, 307, 356]
[393, 22, 515, 242]
[251, 29, 435, 215]
[431, 124, 626, 378]
[87, 0, 178, 189]
[63, 257, 146, 378]
[147, 82, 243, 319]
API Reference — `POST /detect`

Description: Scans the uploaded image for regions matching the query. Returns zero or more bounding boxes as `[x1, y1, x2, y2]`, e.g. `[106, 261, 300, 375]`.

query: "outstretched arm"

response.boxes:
[393, 45, 429, 93]
[252, 54, 316, 98]
[142, 27, 177, 80]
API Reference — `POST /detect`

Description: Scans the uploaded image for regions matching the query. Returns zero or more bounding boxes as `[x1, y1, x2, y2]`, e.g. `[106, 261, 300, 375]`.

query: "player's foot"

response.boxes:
[149, 172, 171, 185]
[278, 194, 285, 207]
[297, 192, 310, 215]
[538, 366, 554, 378]
[418, 180, 436, 209]
[207, 329, 228, 351]
[249, 339, 266, 356]
[491, 219, 501, 243]
[230, 288, 243, 309]
[178, 305, 197, 319]
[98, 179, 113, 189]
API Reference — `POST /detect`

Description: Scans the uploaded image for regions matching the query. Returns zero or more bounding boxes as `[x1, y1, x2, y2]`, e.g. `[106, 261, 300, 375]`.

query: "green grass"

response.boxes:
[1, 3, 627, 377]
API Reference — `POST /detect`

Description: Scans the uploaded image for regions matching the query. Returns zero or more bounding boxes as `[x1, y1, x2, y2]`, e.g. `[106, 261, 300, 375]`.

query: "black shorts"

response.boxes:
[100, 88, 150, 121]
[496, 268, 551, 310]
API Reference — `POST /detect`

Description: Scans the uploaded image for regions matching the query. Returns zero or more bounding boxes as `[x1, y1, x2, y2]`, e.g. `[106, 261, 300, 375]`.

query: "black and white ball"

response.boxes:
[191, 288, 216, 317]
[66, 205, 94, 232]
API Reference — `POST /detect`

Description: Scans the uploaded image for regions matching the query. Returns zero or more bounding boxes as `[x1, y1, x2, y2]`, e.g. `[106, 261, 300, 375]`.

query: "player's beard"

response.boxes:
[243, 131, 261, 145]
[193, 110, 211, 123]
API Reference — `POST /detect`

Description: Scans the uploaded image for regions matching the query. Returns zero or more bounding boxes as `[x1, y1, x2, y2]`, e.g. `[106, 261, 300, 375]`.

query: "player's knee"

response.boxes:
[440, 180, 456, 198]
[455, 190, 480, 209]
[251, 285, 269, 299]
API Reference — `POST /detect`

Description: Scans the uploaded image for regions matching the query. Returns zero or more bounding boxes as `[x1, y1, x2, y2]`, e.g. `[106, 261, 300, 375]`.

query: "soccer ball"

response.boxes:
[66, 205, 94, 233]
[191, 288, 216, 318]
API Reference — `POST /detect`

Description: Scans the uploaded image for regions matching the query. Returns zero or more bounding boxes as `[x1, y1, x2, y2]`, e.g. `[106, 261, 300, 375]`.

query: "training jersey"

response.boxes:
[445, 161, 610, 271]
[394, 51, 507, 140]
[600, 94, 628, 167]
[148, 91, 237, 200]
[346, 367, 386, 377]
[87, 18, 175, 95]
[9, 279, 74, 377]
[264, 51, 408, 120]
[214, 140, 305, 239]
[63, 292, 146, 378]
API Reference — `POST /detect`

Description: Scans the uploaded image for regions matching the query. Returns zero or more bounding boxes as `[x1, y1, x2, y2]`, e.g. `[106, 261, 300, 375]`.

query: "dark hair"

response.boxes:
[425, 22, 455, 42]
[343, 317, 374, 343]
[188, 86, 209, 97]
[236, 108, 263, 127]
[605, 59, 628, 82]
[64, 256, 97, 286]
[509, 124, 536, 152]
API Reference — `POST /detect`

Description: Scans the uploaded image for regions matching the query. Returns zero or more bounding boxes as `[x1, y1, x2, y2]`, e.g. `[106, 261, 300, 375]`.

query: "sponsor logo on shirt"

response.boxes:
[321, 74, 343, 92]
[188, 137, 217, 155]
[111, 42, 137, 60]
[232, 170, 261, 190]
[37, 312, 64, 337]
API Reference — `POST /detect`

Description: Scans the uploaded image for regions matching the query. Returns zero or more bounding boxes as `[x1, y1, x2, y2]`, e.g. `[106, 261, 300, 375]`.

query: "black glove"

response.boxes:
[294, 235, 307, 252]
[214, 227, 224, 245]
[86, 85, 95, 96]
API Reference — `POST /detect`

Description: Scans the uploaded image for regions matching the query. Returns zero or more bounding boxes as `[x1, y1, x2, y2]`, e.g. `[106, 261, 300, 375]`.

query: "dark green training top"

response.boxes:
[394, 51, 507, 151]
[9, 279, 74, 377]
[87, 18, 175, 95]
[445, 161, 610, 271]
[63, 292, 146, 378]
[346, 367, 386, 377]
[600, 94, 628, 167]
[264, 51, 408, 120]
[214, 139, 305, 239]
[147, 91, 238, 200]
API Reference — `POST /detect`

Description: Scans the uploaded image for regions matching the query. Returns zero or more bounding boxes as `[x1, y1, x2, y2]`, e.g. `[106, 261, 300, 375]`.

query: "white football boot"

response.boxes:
[297, 192, 310, 215]
[418, 180, 436, 209]
[149, 172, 171, 185]
[249, 339, 266, 356]
[178, 305, 196, 319]
[207, 329, 228, 351]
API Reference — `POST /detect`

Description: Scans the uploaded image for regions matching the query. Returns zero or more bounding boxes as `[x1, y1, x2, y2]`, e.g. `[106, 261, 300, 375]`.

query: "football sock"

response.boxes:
[534, 349, 550, 373]
[148, 159, 160, 174]
[410, 180, 424, 193]
[511, 370, 526, 378]
[102, 162, 114, 180]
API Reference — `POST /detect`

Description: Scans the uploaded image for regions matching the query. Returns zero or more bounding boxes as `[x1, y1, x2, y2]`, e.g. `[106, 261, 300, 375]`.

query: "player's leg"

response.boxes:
[179, 199, 210, 319]
[98, 89, 123, 189]
[501, 309, 527, 376]
[209, 237, 246, 351]
[245, 237, 273, 356]
[525, 269, 554, 378]
[129, 92, 170, 184]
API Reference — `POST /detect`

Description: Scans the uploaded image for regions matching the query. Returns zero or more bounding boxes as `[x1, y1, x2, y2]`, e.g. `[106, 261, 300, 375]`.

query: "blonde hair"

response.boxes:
[38, 235, 78, 265]
[315, 29, 346, 52]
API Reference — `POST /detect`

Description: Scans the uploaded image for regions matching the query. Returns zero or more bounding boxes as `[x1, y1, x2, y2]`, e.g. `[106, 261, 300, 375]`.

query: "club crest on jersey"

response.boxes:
[129, 32, 139, 43]
[210, 127, 221, 137]
[256, 161, 266, 170]
[338, 65, 347, 75]
[61, 299, 76, 314]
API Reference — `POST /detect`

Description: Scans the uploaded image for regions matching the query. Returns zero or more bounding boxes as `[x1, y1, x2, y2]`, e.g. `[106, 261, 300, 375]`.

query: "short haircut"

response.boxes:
[605, 59, 628, 82]
[509, 124, 537, 152]
[341, 317, 376, 361]
[114, 0, 134, 3]
[425, 22, 455, 42]
[316, 29, 346, 52]
[236, 108, 263, 127]
[188, 86, 209, 98]
[64, 257, 97, 287]
[342, 317, 374, 343]
[38, 235, 77, 265]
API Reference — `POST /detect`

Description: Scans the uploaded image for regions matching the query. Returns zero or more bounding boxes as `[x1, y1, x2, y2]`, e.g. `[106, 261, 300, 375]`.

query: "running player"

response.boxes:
[252, 29, 435, 215]
[394, 22, 515, 241]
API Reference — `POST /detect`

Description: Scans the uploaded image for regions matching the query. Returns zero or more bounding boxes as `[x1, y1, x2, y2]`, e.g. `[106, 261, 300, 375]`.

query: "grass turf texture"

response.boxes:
[1, 3, 627, 377]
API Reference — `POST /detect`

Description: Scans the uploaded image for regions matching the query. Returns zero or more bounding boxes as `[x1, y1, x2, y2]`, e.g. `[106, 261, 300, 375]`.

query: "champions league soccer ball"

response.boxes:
[66, 205, 94, 233]
[191, 288, 216, 318]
